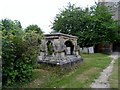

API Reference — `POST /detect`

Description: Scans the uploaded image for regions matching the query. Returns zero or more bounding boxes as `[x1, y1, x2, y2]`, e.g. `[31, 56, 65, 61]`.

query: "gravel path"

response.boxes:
[90, 52, 119, 88]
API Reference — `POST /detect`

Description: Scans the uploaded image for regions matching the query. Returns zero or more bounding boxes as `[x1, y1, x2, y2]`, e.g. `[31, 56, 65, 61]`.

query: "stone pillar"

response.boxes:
[59, 36, 66, 58]
[53, 39, 61, 61]
[61, 52, 65, 58]
[73, 40, 77, 55]
[74, 40, 78, 55]
[39, 40, 46, 60]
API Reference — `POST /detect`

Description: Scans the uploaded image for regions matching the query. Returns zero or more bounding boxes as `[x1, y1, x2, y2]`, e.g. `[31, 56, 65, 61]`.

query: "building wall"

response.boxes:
[98, 0, 120, 25]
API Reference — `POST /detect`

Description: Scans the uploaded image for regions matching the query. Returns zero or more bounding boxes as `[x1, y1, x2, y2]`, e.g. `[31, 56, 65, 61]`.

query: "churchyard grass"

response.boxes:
[109, 57, 119, 88]
[23, 53, 111, 88]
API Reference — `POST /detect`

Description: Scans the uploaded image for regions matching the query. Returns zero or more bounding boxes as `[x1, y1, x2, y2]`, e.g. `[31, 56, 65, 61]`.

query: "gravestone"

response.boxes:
[88, 47, 94, 54]
[82, 47, 88, 53]
[80, 48, 82, 53]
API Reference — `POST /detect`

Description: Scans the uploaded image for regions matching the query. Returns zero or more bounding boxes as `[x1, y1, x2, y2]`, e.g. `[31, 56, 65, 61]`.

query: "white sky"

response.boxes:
[0, 0, 98, 34]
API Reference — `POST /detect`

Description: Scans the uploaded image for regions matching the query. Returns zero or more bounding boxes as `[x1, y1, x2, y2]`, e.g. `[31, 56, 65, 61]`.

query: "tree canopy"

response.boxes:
[25, 24, 43, 34]
[51, 3, 118, 47]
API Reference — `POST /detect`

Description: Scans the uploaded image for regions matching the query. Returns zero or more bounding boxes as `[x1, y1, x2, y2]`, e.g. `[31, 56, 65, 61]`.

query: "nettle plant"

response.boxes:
[1, 19, 43, 86]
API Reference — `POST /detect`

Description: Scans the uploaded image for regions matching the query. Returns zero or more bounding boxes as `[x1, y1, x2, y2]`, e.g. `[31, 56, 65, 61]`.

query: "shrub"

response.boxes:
[1, 19, 43, 86]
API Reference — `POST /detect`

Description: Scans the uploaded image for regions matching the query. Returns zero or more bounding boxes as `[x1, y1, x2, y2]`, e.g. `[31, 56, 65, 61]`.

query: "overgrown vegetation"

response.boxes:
[23, 53, 111, 88]
[1, 19, 43, 87]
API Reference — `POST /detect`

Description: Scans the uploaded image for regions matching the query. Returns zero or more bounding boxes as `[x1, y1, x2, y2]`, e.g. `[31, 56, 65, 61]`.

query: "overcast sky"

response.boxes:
[0, 0, 98, 33]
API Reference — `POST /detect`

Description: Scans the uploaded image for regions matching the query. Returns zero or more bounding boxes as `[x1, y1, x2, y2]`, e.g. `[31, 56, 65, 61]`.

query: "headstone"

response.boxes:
[88, 47, 94, 53]
[80, 48, 82, 52]
[83, 47, 88, 53]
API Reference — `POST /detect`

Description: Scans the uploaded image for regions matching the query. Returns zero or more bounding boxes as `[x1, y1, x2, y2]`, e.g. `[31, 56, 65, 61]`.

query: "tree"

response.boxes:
[52, 3, 83, 35]
[25, 24, 43, 34]
[25, 24, 44, 45]
[51, 3, 118, 47]
[1, 19, 43, 86]
[91, 5, 118, 44]
[2, 19, 24, 86]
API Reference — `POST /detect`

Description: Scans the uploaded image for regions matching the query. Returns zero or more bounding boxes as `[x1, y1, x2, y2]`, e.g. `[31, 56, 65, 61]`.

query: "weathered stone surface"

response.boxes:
[38, 33, 83, 66]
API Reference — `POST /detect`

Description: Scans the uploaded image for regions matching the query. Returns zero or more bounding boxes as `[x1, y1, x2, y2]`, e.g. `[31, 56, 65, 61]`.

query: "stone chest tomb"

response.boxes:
[38, 33, 83, 66]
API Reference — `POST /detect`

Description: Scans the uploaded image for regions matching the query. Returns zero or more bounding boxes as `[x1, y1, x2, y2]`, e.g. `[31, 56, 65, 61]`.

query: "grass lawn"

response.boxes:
[109, 57, 119, 88]
[23, 53, 111, 88]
